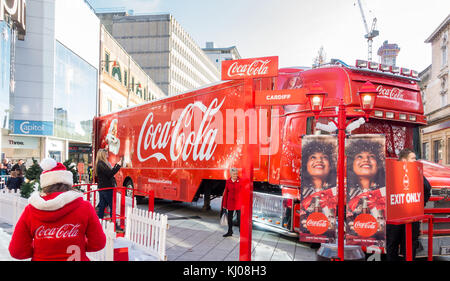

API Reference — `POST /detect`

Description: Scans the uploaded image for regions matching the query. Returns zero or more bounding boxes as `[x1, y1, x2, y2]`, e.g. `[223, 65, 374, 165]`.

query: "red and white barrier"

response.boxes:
[0, 189, 28, 227]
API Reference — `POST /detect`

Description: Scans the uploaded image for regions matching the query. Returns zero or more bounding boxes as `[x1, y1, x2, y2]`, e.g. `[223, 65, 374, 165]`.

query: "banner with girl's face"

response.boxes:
[299, 135, 338, 243]
[345, 134, 386, 248]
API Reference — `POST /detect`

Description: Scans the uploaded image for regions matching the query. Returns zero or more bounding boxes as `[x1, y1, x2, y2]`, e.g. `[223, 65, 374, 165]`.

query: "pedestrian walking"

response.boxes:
[94, 148, 122, 219]
[386, 148, 431, 261]
[221, 168, 241, 237]
[11, 159, 27, 174]
[1, 158, 11, 175]
[8, 158, 106, 261]
[6, 170, 24, 191]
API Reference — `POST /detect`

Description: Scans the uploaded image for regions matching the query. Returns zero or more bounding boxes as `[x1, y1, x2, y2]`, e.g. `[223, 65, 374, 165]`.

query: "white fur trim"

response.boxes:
[40, 158, 57, 171]
[29, 190, 83, 211]
[40, 170, 73, 188]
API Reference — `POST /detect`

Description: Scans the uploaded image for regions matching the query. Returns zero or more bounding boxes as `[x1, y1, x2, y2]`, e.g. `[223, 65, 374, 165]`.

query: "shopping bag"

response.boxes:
[220, 209, 228, 226]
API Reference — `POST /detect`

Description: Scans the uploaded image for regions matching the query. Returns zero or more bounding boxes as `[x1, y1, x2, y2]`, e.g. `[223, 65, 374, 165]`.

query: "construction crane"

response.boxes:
[356, 0, 379, 61]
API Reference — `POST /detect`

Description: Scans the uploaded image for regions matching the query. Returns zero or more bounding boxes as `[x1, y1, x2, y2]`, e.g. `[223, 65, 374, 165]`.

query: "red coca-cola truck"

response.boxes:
[93, 58, 450, 257]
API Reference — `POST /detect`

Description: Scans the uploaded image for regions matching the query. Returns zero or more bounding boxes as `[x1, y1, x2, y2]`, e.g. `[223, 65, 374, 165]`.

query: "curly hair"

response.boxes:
[301, 139, 337, 188]
[346, 138, 385, 189]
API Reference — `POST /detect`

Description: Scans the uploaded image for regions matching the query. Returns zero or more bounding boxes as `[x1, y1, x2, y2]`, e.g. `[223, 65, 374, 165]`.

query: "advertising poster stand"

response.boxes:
[345, 134, 387, 249]
[385, 160, 434, 261]
[299, 135, 338, 244]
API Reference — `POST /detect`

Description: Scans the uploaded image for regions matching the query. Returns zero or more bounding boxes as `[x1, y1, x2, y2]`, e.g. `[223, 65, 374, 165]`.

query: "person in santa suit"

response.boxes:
[221, 168, 241, 237]
[8, 158, 106, 261]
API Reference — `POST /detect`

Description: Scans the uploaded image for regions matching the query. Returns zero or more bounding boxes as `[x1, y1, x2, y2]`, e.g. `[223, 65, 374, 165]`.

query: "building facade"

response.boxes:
[0, 0, 26, 163]
[100, 25, 165, 116]
[3, 0, 100, 168]
[202, 41, 241, 71]
[421, 15, 450, 166]
[96, 13, 221, 96]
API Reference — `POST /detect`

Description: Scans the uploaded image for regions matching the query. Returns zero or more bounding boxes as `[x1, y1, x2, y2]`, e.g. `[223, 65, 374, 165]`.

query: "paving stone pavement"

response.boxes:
[139, 197, 319, 261]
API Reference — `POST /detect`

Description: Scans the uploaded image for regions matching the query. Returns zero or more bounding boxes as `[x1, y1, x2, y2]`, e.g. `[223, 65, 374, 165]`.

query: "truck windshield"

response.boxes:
[352, 119, 418, 158]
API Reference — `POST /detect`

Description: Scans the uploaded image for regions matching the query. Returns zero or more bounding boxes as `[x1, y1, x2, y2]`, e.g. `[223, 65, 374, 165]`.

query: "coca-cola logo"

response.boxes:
[35, 224, 81, 239]
[227, 60, 271, 78]
[376, 85, 405, 100]
[306, 212, 329, 235]
[353, 214, 378, 237]
[137, 98, 225, 163]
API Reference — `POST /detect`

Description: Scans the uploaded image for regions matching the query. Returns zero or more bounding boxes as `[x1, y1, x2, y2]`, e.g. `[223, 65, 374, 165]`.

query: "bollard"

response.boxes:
[148, 189, 155, 212]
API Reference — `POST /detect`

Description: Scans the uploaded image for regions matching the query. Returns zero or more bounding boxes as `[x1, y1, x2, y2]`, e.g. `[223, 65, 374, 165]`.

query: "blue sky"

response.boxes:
[87, 0, 450, 72]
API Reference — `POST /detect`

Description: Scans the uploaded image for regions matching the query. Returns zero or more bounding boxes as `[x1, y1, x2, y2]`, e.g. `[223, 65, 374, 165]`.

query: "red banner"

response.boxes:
[385, 160, 424, 221]
[345, 135, 386, 248]
[221, 56, 279, 80]
[255, 89, 308, 106]
[299, 135, 338, 243]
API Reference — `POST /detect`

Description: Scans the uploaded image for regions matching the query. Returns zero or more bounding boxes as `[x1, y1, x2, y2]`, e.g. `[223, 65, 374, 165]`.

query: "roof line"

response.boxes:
[425, 14, 450, 43]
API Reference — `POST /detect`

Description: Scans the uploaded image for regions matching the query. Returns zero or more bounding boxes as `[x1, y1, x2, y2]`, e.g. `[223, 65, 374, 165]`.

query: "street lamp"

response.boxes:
[306, 80, 378, 261]
[305, 81, 327, 117]
[357, 81, 378, 120]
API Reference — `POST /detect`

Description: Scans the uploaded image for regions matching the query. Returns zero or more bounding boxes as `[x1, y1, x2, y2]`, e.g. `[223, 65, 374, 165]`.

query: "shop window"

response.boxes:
[433, 139, 443, 164]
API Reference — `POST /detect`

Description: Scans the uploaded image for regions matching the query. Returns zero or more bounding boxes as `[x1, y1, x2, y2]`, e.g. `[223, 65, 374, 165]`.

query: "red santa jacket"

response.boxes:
[9, 191, 106, 261]
[222, 178, 242, 211]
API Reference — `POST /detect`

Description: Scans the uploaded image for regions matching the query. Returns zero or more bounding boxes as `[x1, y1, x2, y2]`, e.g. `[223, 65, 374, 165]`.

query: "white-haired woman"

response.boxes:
[221, 168, 242, 237]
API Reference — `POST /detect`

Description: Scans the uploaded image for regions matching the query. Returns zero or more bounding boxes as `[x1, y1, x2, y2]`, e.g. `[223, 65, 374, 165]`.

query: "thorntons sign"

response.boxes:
[221, 56, 279, 80]
[0, 0, 26, 39]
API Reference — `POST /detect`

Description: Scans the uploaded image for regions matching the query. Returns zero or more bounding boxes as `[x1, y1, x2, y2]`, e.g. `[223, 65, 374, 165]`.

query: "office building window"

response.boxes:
[104, 51, 110, 73]
[448, 138, 450, 164]
[433, 139, 443, 164]
[54, 41, 97, 143]
[422, 142, 429, 161]
[107, 99, 112, 113]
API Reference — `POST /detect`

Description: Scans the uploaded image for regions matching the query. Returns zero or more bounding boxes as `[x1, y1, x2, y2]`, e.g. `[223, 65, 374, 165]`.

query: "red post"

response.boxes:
[120, 187, 126, 229]
[148, 189, 155, 213]
[87, 184, 91, 202]
[428, 216, 433, 261]
[239, 78, 254, 261]
[405, 223, 412, 261]
[337, 100, 347, 261]
[112, 188, 117, 231]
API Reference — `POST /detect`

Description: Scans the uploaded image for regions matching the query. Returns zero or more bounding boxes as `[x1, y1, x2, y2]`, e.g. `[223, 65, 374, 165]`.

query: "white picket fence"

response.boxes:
[0, 189, 28, 227]
[87, 220, 116, 261]
[0, 175, 11, 190]
[125, 206, 169, 261]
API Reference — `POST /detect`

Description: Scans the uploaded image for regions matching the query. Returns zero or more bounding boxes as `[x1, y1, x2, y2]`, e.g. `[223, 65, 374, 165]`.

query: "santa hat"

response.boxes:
[40, 158, 73, 188]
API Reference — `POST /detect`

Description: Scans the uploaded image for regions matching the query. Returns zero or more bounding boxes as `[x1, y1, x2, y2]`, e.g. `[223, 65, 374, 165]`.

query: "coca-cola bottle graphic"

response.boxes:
[314, 196, 321, 213]
[377, 209, 385, 232]
[361, 196, 369, 214]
